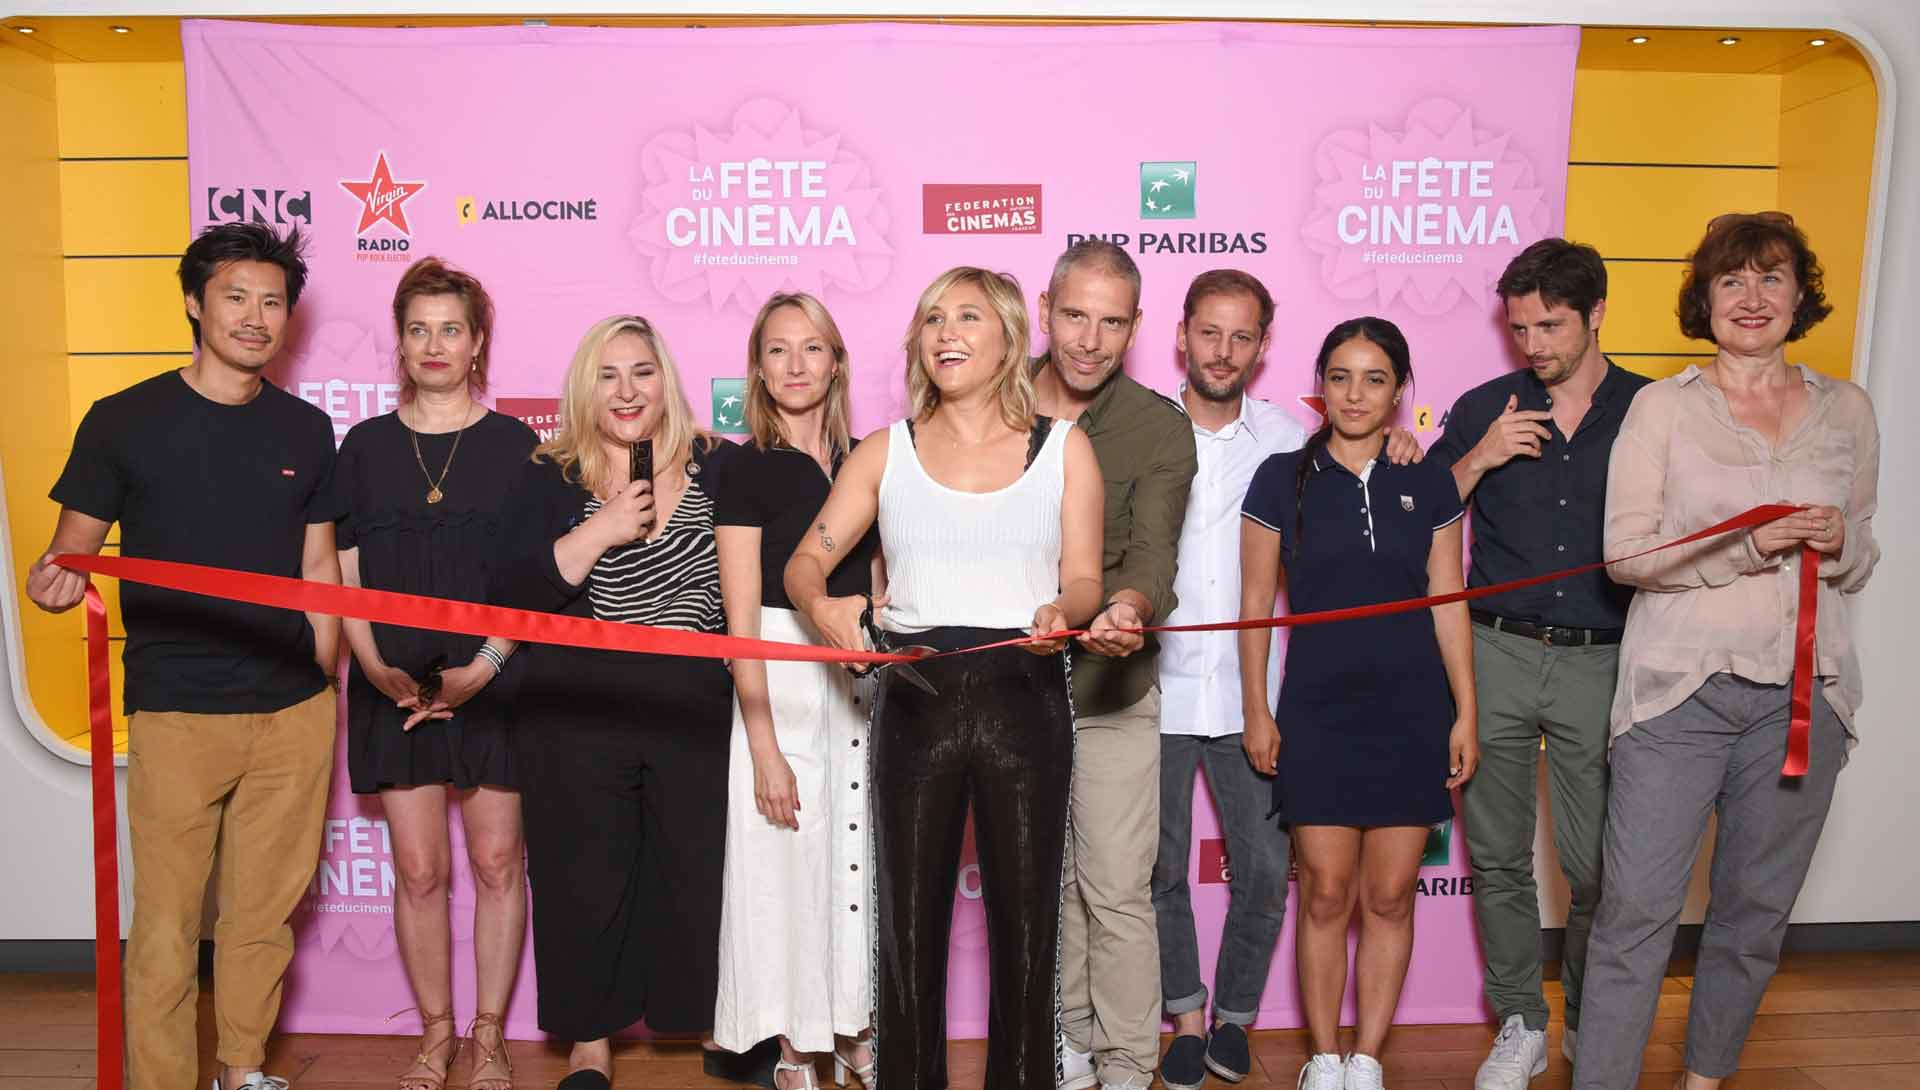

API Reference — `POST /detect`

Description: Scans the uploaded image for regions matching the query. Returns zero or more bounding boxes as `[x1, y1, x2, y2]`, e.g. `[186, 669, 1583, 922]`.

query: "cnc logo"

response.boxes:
[206, 187, 312, 227]
[1140, 161, 1196, 220]
[339, 152, 427, 262]
[922, 184, 1042, 235]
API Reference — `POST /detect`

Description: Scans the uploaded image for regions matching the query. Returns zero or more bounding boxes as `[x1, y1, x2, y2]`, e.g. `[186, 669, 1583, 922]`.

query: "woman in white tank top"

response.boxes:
[787, 267, 1104, 1090]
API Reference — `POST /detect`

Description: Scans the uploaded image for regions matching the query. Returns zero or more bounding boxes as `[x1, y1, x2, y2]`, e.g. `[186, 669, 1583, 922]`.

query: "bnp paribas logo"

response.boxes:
[711, 378, 748, 435]
[1140, 161, 1196, 220]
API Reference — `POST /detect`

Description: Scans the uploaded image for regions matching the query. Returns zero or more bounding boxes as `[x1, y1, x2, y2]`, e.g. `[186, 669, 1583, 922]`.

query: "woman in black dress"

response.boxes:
[492, 314, 738, 1090]
[335, 257, 535, 1090]
[1236, 317, 1478, 1090]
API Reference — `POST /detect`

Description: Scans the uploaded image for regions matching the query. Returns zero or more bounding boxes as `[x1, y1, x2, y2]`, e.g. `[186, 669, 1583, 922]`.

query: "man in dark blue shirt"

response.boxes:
[1431, 239, 1650, 1090]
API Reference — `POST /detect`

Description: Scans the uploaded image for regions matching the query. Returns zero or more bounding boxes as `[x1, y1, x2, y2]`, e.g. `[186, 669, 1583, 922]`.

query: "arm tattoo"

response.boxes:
[817, 521, 837, 553]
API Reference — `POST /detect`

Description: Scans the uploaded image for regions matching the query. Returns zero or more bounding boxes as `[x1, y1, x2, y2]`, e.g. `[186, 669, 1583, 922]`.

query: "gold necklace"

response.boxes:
[405, 404, 476, 504]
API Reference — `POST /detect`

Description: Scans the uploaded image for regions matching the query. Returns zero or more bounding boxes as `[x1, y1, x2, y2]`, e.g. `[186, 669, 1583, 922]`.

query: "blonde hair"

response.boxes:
[532, 315, 713, 496]
[902, 267, 1035, 432]
[744, 293, 854, 456]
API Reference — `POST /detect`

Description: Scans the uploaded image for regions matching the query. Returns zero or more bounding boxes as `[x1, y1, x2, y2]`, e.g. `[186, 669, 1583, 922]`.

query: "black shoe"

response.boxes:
[702, 1037, 780, 1088]
[1161, 1033, 1208, 1090]
[556, 1070, 611, 1090]
[1204, 1022, 1251, 1083]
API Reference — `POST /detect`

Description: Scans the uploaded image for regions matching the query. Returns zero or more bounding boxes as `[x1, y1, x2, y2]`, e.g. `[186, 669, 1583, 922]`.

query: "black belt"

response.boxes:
[1470, 610, 1623, 647]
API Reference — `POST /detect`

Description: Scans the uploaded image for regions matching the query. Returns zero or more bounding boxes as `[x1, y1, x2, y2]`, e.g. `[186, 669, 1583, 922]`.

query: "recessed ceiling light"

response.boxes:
[110, 25, 131, 34]
[1629, 35, 1650, 45]
[1809, 38, 1829, 47]
[13, 26, 35, 34]
[1719, 36, 1741, 46]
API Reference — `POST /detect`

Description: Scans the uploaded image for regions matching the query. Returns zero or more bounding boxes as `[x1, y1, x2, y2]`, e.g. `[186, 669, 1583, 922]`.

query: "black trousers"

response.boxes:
[514, 649, 732, 1041]
[872, 629, 1074, 1090]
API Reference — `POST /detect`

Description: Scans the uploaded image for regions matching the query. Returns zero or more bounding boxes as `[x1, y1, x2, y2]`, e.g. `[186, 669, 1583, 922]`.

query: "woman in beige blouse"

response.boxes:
[1572, 213, 1879, 1090]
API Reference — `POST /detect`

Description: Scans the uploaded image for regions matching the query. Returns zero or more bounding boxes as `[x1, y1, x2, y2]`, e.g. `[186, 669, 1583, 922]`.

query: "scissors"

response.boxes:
[855, 596, 939, 697]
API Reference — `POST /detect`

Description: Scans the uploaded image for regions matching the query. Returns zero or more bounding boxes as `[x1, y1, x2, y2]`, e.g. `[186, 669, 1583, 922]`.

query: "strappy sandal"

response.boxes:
[832, 1033, 875, 1089]
[775, 1058, 820, 1090]
[468, 1012, 515, 1090]
[395, 1008, 459, 1090]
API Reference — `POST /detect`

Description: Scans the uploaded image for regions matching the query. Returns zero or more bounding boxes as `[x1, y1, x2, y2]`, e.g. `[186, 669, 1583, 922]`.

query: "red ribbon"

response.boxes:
[1785, 542, 1819, 777]
[84, 586, 125, 1090]
[57, 501, 1820, 1080]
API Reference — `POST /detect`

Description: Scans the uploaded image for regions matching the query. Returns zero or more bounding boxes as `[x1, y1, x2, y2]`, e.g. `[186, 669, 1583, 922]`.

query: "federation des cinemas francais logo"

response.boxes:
[922, 184, 1042, 236]
[338, 152, 427, 263]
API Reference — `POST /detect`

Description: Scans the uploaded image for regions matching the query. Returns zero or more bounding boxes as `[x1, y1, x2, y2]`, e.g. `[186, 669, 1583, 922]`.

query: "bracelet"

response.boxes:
[474, 644, 508, 676]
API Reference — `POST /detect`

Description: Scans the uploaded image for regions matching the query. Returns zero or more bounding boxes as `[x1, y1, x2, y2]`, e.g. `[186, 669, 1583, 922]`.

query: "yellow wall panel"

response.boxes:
[1599, 261, 1701, 356]
[1571, 70, 1780, 166]
[60, 160, 191, 256]
[1779, 49, 1875, 112]
[1610, 355, 1704, 382]
[1566, 165, 1776, 258]
[1779, 78, 1875, 380]
[67, 354, 187, 431]
[63, 257, 191, 354]
[54, 62, 186, 159]
[0, 45, 87, 757]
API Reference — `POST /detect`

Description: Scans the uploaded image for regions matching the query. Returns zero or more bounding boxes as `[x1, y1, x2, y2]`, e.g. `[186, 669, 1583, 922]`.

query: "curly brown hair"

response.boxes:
[1677, 213, 1832, 344]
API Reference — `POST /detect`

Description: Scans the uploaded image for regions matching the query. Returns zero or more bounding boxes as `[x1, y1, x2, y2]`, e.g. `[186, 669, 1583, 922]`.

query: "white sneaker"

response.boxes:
[211, 1076, 289, 1090]
[1297, 1052, 1344, 1090]
[1562, 1026, 1577, 1065]
[1343, 1052, 1386, 1090]
[1101, 1075, 1152, 1090]
[1062, 1040, 1098, 1090]
[1473, 1014, 1547, 1090]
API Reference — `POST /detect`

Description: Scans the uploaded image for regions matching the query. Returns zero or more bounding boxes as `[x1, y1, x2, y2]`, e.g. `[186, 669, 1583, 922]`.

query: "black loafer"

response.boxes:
[702, 1036, 780, 1088]
[556, 1070, 611, 1090]
[1161, 1032, 1208, 1090]
[1205, 1022, 1251, 1083]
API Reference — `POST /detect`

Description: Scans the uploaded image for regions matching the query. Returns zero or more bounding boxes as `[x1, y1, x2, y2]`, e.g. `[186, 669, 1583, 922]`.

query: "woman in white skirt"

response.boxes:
[714, 292, 881, 1090]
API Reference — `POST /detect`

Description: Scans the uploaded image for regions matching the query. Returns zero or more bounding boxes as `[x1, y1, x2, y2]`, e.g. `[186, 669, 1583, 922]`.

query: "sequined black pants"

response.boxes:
[871, 628, 1074, 1090]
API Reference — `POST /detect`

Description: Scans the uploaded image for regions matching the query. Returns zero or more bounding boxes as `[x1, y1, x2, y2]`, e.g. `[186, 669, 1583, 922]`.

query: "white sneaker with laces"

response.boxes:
[1297, 1052, 1344, 1090]
[1061, 1040, 1097, 1090]
[211, 1075, 290, 1090]
[1562, 1026, 1578, 1065]
[1343, 1052, 1386, 1090]
[1473, 1014, 1548, 1090]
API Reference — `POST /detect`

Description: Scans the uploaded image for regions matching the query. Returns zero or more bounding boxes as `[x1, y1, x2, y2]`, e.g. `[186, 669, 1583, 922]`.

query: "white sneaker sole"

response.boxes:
[1061, 1072, 1098, 1090]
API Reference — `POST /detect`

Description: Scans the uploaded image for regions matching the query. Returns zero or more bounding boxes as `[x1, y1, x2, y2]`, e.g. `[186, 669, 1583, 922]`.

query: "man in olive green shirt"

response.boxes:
[1035, 239, 1199, 1090]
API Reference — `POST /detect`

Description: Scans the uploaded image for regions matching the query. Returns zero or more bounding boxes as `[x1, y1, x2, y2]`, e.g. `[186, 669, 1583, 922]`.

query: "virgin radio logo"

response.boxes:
[338, 152, 427, 263]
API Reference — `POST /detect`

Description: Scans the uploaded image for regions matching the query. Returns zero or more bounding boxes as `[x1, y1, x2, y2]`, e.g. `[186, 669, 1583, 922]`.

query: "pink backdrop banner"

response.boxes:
[183, 18, 1578, 1040]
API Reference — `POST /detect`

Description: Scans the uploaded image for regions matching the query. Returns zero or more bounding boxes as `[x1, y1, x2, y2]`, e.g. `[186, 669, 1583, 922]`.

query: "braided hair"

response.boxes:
[1293, 317, 1413, 544]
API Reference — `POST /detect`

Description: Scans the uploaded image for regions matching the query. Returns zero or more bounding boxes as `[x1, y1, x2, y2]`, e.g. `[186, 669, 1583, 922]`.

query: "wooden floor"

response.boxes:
[4, 951, 1918, 1089]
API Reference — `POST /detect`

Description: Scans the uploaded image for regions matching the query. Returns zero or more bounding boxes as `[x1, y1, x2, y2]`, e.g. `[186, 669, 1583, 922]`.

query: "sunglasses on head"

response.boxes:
[1708, 210, 1795, 232]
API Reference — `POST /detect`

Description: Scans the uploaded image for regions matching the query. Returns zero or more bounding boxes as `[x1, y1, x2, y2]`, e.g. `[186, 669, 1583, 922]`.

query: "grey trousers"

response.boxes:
[1459, 623, 1615, 1031]
[1151, 732, 1291, 1027]
[1572, 675, 1846, 1090]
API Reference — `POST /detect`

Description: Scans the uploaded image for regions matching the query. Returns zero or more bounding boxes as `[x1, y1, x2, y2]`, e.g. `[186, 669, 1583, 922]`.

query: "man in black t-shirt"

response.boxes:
[1431, 239, 1650, 1090]
[27, 223, 343, 1090]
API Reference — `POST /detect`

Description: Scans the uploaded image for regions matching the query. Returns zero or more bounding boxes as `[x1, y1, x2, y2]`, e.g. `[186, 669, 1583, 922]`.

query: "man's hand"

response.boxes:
[1077, 599, 1145, 658]
[26, 552, 89, 613]
[1467, 394, 1554, 473]
[1382, 426, 1425, 466]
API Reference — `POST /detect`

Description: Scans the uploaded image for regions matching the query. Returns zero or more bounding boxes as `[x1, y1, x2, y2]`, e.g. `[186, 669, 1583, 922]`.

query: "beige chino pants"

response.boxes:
[1059, 686, 1164, 1084]
[123, 688, 335, 1090]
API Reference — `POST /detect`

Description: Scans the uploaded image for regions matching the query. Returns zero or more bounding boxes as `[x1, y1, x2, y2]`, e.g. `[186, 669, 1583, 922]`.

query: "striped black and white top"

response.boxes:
[582, 478, 724, 633]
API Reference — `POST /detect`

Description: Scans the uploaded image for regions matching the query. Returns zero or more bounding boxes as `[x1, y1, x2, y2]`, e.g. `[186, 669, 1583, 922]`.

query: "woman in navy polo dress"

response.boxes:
[1237, 316, 1478, 1090]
